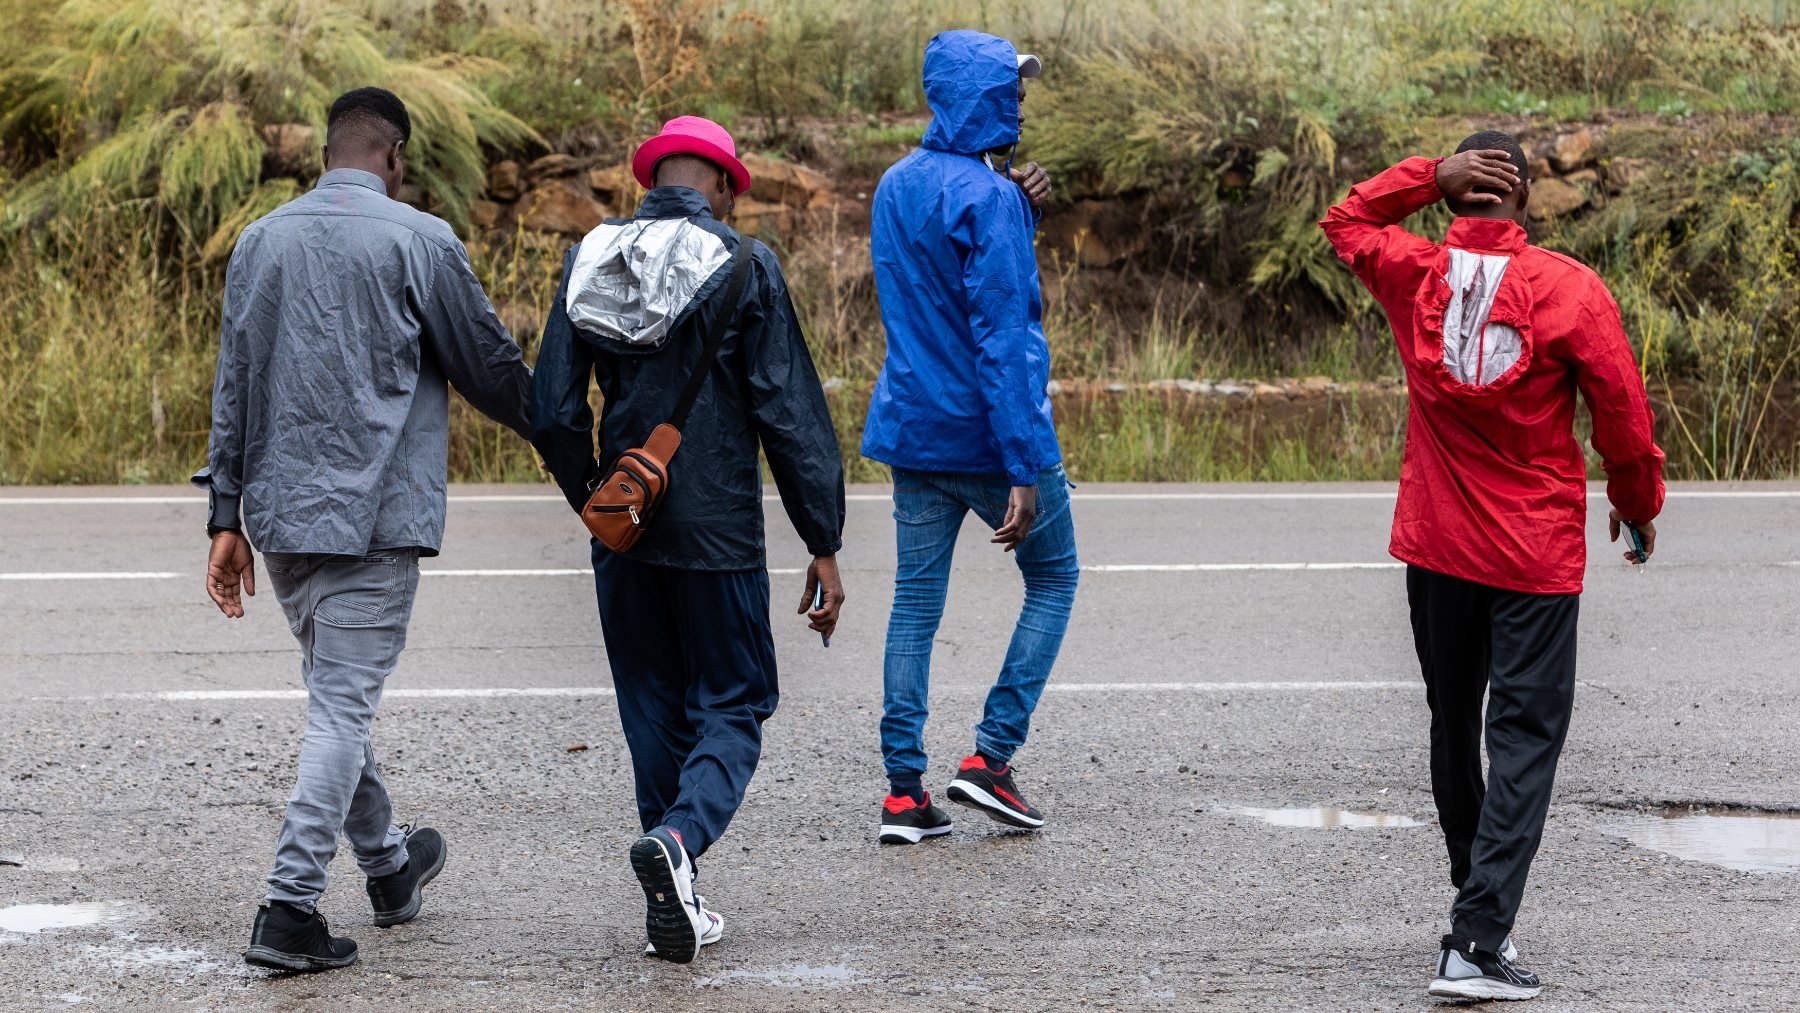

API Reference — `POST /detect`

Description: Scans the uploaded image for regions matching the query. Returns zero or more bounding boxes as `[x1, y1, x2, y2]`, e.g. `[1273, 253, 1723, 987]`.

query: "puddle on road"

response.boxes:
[1607, 808, 1800, 874]
[1218, 805, 1424, 829]
[701, 964, 860, 988]
[0, 902, 129, 935]
[90, 942, 223, 973]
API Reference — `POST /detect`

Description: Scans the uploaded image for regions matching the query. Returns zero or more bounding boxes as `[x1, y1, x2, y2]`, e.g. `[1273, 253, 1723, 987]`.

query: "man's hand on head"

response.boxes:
[1435, 149, 1520, 206]
[1009, 162, 1052, 208]
[206, 530, 256, 619]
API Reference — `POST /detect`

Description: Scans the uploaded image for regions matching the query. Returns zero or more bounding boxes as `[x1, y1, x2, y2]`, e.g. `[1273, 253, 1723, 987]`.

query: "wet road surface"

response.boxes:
[2, 483, 1797, 1010]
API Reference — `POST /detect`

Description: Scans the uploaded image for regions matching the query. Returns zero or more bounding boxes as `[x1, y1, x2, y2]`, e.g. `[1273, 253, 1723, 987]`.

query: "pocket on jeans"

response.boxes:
[891, 470, 957, 525]
[316, 557, 397, 628]
[317, 586, 393, 628]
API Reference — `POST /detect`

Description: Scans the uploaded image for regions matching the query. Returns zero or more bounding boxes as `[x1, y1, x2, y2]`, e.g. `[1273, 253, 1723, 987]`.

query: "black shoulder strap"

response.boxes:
[669, 235, 753, 432]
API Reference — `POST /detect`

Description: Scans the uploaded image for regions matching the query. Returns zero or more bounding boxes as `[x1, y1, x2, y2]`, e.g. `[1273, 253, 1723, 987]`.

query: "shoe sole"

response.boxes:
[878, 823, 952, 845]
[372, 834, 448, 928]
[946, 779, 1045, 829]
[243, 944, 358, 973]
[630, 834, 699, 964]
[1428, 977, 1543, 1001]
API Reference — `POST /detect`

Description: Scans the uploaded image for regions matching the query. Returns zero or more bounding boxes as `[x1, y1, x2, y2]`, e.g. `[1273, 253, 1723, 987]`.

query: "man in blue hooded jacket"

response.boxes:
[863, 30, 1078, 845]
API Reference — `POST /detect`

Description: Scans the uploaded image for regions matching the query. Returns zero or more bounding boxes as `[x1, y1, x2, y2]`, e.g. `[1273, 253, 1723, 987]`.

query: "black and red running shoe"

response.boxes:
[946, 755, 1045, 829]
[877, 792, 953, 845]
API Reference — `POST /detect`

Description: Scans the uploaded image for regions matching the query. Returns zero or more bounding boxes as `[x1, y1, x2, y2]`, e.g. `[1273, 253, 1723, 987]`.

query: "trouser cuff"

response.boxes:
[972, 734, 1015, 768]
[264, 887, 318, 912]
[1450, 912, 1511, 955]
[663, 815, 708, 861]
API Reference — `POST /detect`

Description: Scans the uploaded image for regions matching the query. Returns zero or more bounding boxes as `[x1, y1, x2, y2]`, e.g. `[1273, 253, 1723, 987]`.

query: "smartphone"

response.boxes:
[812, 583, 830, 648]
[1624, 522, 1648, 564]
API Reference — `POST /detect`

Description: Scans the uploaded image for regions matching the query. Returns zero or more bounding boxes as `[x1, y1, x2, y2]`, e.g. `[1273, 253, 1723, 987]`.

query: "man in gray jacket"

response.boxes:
[195, 87, 532, 973]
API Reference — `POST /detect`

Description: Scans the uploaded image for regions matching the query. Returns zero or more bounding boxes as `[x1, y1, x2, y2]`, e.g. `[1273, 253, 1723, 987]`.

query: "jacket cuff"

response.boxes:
[207, 489, 243, 532]
[805, 537, 844, 558]
[192, 468, 244, 532]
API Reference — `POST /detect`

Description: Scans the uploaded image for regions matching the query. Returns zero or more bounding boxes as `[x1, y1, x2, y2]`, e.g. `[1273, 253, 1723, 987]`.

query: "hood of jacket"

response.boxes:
[563, 186, 730, 351]
[1413, 216, 1536, 399]
[920, 30, 1021, 156]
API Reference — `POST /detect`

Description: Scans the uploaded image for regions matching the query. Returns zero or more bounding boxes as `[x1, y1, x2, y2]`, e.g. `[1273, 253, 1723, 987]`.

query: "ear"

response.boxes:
[389, 141, 405, 171]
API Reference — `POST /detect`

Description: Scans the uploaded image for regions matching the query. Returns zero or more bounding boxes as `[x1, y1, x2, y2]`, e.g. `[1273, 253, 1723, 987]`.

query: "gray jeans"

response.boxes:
[262, 550, 421, 909]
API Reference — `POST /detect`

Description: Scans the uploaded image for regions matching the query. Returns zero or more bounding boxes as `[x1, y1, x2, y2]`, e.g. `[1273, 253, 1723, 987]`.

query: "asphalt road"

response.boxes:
[1, 482, 1796, 1011]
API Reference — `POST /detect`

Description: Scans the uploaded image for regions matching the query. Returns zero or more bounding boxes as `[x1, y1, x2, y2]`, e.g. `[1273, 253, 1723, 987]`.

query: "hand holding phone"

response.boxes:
[1609, 508, 1655, 565]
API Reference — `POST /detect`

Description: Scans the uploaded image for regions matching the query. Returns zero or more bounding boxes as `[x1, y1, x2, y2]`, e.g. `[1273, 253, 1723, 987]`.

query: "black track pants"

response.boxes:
[1406, 565, 1579, 952]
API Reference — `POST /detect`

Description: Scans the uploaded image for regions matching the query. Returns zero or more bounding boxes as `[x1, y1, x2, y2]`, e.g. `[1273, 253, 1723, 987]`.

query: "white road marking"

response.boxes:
[42, 681, 1415, 703]
[0, 563, 1400, 581]
[2, 489, 1797, 506]
[0, 572, 184, 581]
[1047, 680, 1414, 692]
[1085, 562, 1402, 572]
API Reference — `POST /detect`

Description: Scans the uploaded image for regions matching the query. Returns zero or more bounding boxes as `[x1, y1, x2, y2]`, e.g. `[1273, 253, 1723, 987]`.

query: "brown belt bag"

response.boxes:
[581, 237, 752, 553]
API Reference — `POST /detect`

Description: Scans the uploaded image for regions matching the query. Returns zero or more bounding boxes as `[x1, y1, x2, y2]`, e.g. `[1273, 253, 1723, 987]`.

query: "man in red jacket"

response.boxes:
[1322, 131, 1665, 1002]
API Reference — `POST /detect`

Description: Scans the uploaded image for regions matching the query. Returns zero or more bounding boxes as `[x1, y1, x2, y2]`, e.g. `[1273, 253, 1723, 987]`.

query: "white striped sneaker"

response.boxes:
[1428, 934, 1542, 1001]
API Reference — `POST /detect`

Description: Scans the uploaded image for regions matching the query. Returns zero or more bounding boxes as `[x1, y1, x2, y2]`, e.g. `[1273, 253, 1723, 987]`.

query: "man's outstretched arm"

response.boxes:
[529, 253, 600, 511]
[420, 241, 533, 439]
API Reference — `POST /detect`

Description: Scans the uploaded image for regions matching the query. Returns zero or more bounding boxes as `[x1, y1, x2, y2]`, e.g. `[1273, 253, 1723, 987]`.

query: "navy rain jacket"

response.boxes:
[860, 29, 1060, 486]
[531, 186, 845, 570]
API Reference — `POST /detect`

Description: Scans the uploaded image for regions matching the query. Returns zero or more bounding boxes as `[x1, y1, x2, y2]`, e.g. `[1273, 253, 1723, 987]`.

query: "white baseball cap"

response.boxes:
[1017, 53, 1042, 78]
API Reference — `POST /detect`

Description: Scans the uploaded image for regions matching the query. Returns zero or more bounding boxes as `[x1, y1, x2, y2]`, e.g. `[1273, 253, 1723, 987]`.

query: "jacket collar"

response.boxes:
[1445, 215, 1528, 254]
[635, 186, 714, 220]
[316, 167, 389, 197]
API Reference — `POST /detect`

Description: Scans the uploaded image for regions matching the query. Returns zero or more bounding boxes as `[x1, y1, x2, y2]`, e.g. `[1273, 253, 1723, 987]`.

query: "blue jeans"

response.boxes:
[880, 466, 1080, 783]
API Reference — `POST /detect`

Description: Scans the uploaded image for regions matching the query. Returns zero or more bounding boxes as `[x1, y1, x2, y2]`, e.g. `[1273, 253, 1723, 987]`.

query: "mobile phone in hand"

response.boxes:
[812, 583, 830, 648]
[1624, 522, 1648, 564]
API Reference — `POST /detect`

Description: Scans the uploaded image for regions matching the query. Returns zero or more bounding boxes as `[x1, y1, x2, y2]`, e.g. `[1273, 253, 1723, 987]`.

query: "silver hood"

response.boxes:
[564, 218, 731, 348]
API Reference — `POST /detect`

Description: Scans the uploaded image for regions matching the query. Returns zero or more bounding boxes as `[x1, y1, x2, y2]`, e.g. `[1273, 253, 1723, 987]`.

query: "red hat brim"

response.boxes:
[631, 133, 753, 196]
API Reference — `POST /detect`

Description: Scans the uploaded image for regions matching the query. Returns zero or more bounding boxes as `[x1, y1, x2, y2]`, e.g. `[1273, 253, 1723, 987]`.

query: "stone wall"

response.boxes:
[470, 150, 844, 236]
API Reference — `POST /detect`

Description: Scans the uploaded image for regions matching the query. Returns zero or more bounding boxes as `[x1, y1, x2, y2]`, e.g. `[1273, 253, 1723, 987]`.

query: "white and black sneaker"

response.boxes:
[644, 893, 722, 958]
[630, 826, 721, 963]
[878, 792, 953, 845]
[1440, 924, 1519, 963]
[1429, 934, 1542, 1001]
[945, 754, 1045, 829]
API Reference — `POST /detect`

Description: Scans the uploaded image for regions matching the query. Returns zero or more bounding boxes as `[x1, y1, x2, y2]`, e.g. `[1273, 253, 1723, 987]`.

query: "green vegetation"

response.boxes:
[3, 0, 1799, 484]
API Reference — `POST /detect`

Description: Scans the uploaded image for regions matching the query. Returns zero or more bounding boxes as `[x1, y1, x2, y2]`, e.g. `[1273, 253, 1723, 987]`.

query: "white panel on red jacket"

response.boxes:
[565, 218, 731, 349]
[1442, 249, 1524, 387]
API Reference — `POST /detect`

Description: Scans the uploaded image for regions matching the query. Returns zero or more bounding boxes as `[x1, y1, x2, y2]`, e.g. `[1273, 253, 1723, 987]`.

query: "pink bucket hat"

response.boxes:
[631, 116, 753, 196]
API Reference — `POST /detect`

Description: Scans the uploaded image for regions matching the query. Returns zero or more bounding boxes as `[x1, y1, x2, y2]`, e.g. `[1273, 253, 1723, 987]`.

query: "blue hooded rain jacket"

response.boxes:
[860, 29, 1061, 487]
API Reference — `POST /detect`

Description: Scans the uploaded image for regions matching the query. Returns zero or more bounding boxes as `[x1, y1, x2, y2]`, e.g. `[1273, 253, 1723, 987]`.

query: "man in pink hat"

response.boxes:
[531, 115, 846, 963]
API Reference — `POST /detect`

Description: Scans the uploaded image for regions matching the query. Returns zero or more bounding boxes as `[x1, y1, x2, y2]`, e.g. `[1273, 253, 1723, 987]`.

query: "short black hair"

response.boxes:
[1454, 129, 1529, 197]
[652, 153, 726, 186]
[327, 87, 411, 148]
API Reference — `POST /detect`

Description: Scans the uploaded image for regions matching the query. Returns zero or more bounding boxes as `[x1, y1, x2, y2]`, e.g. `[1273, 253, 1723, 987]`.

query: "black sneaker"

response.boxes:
[366, 825, 447, 928]
[243, 900, 358, 973]
[1428, 934, 1543, 1001]
[946, 754, 1045, 829]
[878, 792, 953, 845]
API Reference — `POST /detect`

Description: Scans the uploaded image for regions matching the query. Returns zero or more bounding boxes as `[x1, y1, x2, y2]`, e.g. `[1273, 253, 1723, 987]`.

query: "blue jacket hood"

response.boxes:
[920, 30, 1020, 156]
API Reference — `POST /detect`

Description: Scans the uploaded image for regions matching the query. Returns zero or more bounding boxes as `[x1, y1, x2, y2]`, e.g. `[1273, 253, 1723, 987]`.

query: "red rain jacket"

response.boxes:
[1321, 157, 1665, 595]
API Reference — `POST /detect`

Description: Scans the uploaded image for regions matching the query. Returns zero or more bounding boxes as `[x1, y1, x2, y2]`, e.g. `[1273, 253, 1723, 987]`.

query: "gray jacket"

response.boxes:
[194, 168, 532, 555]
